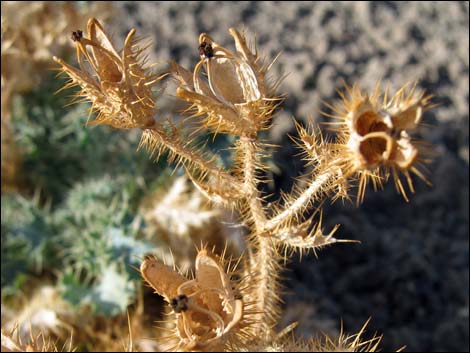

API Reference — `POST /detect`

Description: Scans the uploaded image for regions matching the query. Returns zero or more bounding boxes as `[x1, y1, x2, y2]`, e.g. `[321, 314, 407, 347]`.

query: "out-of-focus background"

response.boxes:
[1, 1, 468, 352]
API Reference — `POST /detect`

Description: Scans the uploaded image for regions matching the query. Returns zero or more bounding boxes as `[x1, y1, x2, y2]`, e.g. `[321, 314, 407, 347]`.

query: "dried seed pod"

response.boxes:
[172, 28, 281, 137]
[53, 18, 161, 129]
[141, 250, 249, 351]
[324, 82, 432, 202]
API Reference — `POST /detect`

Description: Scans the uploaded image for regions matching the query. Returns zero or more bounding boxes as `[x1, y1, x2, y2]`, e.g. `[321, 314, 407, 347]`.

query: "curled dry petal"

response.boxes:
[392, 132, 418, 169]
[140, 255, 187, 302]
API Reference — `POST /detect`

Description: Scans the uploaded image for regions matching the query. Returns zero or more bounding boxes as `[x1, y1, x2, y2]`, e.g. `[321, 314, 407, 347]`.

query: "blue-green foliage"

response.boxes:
[54, 176, 155, 315]
[1, 193, 57, 294]
[59, 264, 136, 317]
[10, 79, 166, 205]
[2, 77, 165, 316]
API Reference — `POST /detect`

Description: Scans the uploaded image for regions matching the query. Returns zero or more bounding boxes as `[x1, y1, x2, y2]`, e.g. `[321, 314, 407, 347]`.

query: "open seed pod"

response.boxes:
[140, 249, 248, 351]
[324, 83, 432, 202]
[53, 18, 161, 129]
[173, 28, 280, 137]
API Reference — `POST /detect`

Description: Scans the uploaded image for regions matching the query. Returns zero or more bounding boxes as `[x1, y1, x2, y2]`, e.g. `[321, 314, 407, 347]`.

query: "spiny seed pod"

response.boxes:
[172, 28, 281, 137]
[140, 250, 250, 351]
[53, 18, 161, 129]
[326, 82, 433, 202]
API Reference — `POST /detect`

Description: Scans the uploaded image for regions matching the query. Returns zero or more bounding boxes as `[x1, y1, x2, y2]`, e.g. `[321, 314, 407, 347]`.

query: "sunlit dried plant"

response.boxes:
[1, 286, 72, 344]
[141, 248, 253, 351]
[140, 175, 241, 272]
[1, 1, 114, 194]
[53, 18, 160, 129]
[324, 82, 433, 202]
[1, 1, 114, 114]
[53, 18, 433, 351]
[1, 326, 72, 352]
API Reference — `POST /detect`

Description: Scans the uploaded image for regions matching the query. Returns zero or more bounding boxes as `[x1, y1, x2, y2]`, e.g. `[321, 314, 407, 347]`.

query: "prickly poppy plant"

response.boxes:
[53, 18, 433, 351]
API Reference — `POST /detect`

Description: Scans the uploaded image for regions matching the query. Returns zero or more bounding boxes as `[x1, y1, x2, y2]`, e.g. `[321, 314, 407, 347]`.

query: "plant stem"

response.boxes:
[141, 128, 241, 188]
[263, 170, 335, 232]
[240, 136, 280, 337]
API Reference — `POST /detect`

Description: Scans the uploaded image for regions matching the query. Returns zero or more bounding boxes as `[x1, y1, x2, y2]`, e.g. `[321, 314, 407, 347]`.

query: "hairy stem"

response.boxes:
[141, 127, 242, 189]
[240, 136, 280, 337]
[263, 169, 335, 232]
[241, 137, 267, 228]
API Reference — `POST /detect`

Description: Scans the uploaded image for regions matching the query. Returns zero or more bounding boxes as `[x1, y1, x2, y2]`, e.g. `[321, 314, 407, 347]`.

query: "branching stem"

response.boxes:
[142, 127, 242, 189]
[263, 170, 335, 232]
[240, 136, 279, 337]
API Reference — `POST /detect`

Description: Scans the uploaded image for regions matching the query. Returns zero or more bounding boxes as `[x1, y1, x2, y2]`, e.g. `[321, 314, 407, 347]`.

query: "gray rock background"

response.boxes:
[109, 2, 469, 351]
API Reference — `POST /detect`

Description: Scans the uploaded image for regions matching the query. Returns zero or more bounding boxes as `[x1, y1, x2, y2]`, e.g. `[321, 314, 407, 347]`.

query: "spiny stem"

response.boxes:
[241, 136, 267, 228]
[142, 127, 241, 188]
[240, 136, 280, 337]
[263, 169, 335, 232]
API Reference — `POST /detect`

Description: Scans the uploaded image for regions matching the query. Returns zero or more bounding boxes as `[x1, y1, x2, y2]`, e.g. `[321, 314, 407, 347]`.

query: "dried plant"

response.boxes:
[1, 1, 114, 193]
[1, 327, 72, 352]
[0, 284, 152, 352]
[1, 286, 72, 342]
[140, 175, 241, 273]
[53, 19, 433, 351]
[1, 287, 75, 352]
[1, 1, 114, 99]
